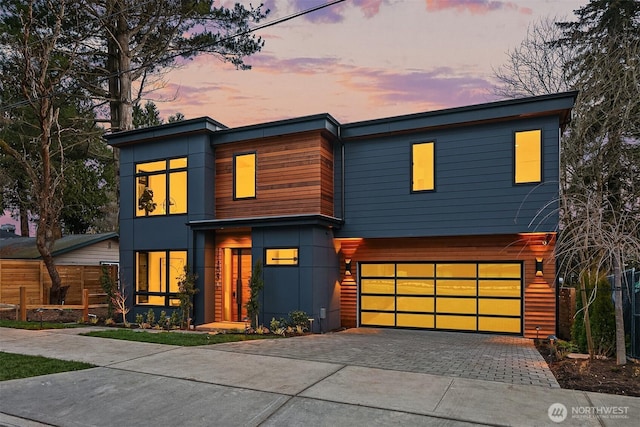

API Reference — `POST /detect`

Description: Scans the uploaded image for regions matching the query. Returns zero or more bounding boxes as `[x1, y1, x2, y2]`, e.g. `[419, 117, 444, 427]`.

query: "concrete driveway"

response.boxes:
[1, 327, 638, 426]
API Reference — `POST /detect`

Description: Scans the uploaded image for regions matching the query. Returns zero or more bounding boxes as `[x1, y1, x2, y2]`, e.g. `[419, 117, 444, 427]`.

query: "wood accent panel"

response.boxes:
[0, 260, 117, 305]
[336, 234, 556, 337]
[215, 131, 334, 218]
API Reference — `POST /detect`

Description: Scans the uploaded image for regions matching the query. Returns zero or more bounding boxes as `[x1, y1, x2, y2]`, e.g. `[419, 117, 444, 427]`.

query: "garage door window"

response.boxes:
[359, 262, 522, 334]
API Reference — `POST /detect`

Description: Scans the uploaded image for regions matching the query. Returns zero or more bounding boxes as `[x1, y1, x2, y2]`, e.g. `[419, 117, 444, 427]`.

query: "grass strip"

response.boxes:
[0, 319, 85, 330]
[0, 351, 94, 381]
[82, 328, 279, 346]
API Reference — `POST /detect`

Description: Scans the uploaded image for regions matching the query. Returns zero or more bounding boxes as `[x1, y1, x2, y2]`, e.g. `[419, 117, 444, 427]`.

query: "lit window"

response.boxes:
[136, 251, 187, 306]
[135, 158, 187, 216]
[515, 130, 541, 184]
[234, 152, 256, 199]
[412, 142, 435, 191]
[265, 248, 298, 265]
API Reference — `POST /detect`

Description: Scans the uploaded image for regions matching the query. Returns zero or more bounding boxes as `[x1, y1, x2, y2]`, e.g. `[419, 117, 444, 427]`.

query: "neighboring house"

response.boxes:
[106, 92, 577, 338]
[0, 232, 119, 266]
[0, 224, 19, 239]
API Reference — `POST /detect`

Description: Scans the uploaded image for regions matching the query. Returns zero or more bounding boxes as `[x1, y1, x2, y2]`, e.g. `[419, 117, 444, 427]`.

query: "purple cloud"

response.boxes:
[425, 0, 532, 15]
[249, 54, 341, 74]
[289, 0, 384, 23]
[338, 66, 496, 111]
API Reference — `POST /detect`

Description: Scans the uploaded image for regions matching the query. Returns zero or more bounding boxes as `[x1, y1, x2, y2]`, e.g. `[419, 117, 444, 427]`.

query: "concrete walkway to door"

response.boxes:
[1, 327, 639, 426]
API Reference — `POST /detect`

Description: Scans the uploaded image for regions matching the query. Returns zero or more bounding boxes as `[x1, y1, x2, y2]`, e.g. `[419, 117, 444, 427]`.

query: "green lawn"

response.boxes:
[0, 352, 94, 381]
[0, 319, 85, 330]
[82, 329, 279, 346]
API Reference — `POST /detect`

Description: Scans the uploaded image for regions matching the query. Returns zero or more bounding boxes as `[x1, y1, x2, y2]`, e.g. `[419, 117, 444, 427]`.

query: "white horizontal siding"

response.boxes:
[54, 239, 120, 266]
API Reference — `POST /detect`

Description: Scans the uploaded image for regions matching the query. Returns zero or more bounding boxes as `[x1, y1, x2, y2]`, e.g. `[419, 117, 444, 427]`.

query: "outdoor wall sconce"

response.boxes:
[535, 258, 544, 277]
[345, 259, 352, 276]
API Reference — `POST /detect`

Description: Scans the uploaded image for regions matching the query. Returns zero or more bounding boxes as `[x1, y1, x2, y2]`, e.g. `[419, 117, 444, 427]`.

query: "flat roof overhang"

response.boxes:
[188, 214, 343, 231]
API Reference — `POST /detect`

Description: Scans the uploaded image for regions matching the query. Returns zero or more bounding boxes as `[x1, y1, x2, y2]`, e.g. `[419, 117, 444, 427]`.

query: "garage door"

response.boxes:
[359, 262, 522, 334]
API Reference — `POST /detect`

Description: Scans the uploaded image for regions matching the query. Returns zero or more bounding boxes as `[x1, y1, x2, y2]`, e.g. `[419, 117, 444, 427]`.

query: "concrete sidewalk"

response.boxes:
[0, 327, 638, 426]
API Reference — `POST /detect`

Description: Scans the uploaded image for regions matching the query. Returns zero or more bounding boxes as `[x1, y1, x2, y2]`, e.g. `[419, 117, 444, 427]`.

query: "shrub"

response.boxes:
[288, 310, 309, 329]
[146, 309, 155, 327]
[135, 313, 144, 325]
[572, 274, 616, 356]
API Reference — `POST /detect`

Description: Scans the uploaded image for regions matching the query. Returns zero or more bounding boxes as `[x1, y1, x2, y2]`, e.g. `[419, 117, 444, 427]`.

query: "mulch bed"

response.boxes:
[536, 341, 640, 397]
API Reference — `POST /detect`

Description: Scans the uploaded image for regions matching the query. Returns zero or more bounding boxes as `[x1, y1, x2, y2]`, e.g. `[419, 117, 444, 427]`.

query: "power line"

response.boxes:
[0, 0, 346, 114]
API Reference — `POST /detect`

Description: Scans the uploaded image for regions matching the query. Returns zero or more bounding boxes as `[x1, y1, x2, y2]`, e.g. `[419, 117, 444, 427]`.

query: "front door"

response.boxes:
[224, 248, 252, 322]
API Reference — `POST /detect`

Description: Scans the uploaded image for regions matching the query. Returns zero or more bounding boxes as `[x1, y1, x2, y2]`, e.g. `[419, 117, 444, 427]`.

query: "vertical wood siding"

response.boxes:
[337, 234, 556, 338]
[215, 131, 334, 218]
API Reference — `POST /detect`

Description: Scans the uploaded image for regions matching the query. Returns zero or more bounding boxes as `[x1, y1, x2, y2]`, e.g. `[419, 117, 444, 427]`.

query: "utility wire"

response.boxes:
[0, 0, 346, 114]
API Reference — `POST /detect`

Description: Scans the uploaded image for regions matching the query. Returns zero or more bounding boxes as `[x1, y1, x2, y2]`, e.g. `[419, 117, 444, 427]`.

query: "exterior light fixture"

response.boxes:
[345, 259, 352, 276]
[535, 258, 544, 277]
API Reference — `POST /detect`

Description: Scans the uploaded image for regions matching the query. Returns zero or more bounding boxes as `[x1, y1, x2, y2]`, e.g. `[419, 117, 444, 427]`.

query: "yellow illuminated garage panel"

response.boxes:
[436, 280, 476, 296]
[397, 263, 434, 277]
[479, 263, 521, 278]
[361, 279, 394, 294]
[361, 295, 394, 311]
[479, 317, 521, 333]
[397, 296, 434, 312]
[361, 312, 395, 326]
[437, 297, 476, 314]
[397, 279, 434, 295]
[436, 263, 476, 278]
[397, 313, 434, 328]
[478, 299, 520, 316]
[361, 264, 395, 277]
[478, 280, 521, 297]
[436, 315, 476, 331]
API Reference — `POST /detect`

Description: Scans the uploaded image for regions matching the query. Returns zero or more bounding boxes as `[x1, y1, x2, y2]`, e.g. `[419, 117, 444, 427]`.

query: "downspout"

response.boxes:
[339, 125, 345, 220]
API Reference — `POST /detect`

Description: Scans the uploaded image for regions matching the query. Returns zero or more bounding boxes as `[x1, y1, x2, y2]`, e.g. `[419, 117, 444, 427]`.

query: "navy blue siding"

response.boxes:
[252, 225, 339, 332]
[117, 131, 215, 320]
[336, 116, 560, 238]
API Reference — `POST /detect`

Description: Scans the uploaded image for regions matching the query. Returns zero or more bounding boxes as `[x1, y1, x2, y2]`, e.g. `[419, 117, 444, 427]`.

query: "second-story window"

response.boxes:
[412, 142, 435, 192]
[234, 152, 256, 199]
[514, 129, 542, 184]
[136, 158, 187, 216]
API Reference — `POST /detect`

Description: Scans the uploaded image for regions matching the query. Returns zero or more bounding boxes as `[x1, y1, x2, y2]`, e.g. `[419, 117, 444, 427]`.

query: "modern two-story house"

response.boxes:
[106, 91, 576, 338]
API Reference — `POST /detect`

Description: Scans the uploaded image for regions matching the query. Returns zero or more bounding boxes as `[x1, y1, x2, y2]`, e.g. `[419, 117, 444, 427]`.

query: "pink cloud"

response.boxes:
[425, 0, 532, 15]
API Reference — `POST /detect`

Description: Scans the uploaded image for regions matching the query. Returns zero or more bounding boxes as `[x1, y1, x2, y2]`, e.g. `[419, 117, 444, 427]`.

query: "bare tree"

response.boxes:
[493, 15, 575, 98]
[0, 0, 86, 301]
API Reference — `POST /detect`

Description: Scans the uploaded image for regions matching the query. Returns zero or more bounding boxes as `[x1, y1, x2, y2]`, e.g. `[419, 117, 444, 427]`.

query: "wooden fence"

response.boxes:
[0, 260, 117, 305]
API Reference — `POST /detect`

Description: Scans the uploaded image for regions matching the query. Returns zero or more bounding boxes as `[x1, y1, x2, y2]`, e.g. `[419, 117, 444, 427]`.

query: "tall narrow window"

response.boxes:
[135, 158, 187, 216]
[412, 142, 435, 192]
[514, 130, 542, 184]
[234, 152, 256, 199]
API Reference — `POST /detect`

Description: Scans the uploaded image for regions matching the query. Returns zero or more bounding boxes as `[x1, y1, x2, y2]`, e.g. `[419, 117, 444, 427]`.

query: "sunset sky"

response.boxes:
[1, 0, 587, 235]
[154, 0, 586, 127]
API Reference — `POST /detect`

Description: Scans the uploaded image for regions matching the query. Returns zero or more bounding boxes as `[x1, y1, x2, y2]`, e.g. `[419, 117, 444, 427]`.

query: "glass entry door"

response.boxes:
[223, 248, 252, 322]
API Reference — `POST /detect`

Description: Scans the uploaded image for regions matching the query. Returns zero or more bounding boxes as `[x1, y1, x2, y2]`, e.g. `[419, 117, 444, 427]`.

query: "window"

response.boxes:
[265, 248, 298, 265]
[514, 130, 541, 184]
[136, 251, 187, 306]
[412, 142, 435, 191]
[234, 152, 256, 199]
[136, 158, 187, 216]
